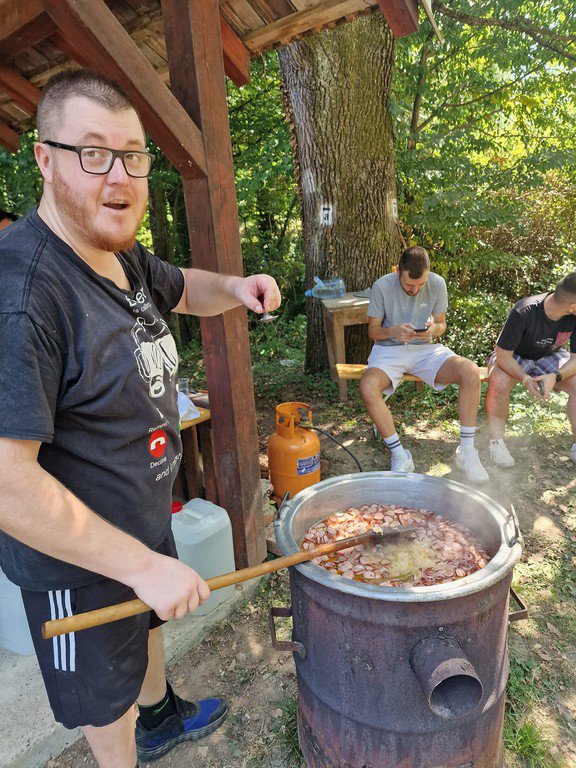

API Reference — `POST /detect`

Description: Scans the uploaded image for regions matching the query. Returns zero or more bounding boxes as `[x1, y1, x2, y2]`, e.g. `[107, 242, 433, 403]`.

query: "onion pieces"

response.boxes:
[302, 504, 490, 587]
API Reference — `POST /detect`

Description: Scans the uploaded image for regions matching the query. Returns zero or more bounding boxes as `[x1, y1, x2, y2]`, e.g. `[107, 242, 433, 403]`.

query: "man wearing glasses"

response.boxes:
[0, 70, 280, 768]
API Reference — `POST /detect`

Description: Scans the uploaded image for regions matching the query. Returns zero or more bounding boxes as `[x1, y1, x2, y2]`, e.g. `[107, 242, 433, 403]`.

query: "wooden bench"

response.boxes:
[335, 363, 489, 395]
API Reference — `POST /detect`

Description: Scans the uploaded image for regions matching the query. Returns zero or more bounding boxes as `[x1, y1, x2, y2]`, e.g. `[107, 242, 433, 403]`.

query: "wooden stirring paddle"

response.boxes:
[42, 526, 416, 639]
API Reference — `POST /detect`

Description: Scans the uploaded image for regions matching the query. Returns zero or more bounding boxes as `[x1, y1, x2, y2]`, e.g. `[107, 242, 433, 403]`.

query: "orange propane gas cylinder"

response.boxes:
[268, 402, 321, 499]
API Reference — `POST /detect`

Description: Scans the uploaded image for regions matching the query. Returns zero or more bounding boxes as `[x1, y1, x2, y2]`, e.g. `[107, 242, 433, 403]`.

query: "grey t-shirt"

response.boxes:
[0, 210, 185, 590]
[367, 271, 448, 346]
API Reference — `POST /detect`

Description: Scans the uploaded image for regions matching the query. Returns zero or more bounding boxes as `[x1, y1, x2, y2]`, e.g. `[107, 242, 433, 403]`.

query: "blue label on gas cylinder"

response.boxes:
[297, 452, 320, 475]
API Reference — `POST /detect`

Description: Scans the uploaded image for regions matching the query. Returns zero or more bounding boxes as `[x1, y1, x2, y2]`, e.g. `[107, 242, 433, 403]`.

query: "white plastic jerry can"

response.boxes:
[171, 498, 236, 616]
[0, 568, 34, 655]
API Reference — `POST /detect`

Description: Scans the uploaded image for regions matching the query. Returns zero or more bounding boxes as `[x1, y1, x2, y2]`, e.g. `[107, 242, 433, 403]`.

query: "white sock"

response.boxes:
[460, 426, 476, 450]
[384, 432, 405, 457]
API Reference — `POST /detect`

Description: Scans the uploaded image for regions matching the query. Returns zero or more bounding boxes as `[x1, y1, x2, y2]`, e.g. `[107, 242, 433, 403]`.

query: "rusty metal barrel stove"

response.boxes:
[273, 472, 525, 768]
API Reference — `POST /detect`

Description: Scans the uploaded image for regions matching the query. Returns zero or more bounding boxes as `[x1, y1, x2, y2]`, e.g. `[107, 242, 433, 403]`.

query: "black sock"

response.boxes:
[138, 682, 178, 729]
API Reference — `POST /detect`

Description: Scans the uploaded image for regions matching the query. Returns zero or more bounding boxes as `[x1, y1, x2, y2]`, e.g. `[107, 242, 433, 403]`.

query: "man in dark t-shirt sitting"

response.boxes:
[485, 273, 576, 467]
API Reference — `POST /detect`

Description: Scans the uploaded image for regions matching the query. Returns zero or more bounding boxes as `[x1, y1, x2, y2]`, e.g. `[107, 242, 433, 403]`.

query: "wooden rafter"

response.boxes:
[41, 0, 207, 179]
[220, 16, 251, 87]
[0, 65, 41, 115]
[241, 0, 378, 53]
[0, 1, 55, 60]
[0, 118, 20, 152]
[377, 0, 419, 37]
[48, 30, 91, 66]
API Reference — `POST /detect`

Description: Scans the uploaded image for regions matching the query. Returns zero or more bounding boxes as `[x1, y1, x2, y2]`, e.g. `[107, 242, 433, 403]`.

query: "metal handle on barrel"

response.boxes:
[269, 606, 306, 659]
[275, 491, 291, 524]
[505, 504, 522, 547]
[508, 586, 528, 622]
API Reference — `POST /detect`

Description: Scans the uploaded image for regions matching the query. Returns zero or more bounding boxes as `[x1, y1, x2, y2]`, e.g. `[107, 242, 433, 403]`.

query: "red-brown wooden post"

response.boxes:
[161, 0, 266, 568]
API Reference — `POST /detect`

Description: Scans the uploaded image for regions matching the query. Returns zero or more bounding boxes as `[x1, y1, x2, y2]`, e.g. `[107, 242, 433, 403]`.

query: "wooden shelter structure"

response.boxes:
[0, 0, 425, 568]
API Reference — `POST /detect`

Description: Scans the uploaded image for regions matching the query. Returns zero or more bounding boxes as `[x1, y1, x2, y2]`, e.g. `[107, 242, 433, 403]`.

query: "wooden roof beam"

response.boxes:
[0, 1, 56, 59]
[52, 20, 249, 88]
[0, 65, 41, 114]
[241, 0, 377, 53]
[377, 0, 419, 37]
[48, 31, 91, 66]
[41, 0, 207, 179]
[220, 16, 250, 87]
[0, 118, 20, 152]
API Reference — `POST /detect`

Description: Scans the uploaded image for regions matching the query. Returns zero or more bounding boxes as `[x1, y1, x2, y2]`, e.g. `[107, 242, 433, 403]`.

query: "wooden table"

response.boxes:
[321, 292, 370, 401]
[175, 406, 219, 503]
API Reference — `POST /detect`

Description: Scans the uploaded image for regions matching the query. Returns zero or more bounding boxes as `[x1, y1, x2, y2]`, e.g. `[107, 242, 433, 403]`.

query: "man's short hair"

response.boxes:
[398, 246, 430, 279]
[36, 69, 137, 141]
[554, 272, 576, 303]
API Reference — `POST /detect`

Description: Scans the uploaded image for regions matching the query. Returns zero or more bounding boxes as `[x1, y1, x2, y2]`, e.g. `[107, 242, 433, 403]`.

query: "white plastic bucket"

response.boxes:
[0, 568, 34, 655]
[171, 499, 236, 616]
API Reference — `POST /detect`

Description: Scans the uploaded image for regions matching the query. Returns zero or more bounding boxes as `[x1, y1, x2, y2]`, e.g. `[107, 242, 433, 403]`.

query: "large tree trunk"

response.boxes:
[278, 15, 400, 372]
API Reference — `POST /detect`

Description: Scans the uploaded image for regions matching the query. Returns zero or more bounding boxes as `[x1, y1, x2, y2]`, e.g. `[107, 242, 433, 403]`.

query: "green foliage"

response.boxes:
[393, 0, 576, 282]
[227, 55, 303, 314]
[268, 696, 302, 765]
[0, 131, 42, 214]
[177, 337, 205, 388]
[504, 656, 561, 767]
[443, 287, 511, 363]
[144, 54, 303, 315]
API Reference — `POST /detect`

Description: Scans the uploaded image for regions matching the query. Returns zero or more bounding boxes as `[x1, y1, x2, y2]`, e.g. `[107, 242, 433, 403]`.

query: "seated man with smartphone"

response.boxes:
[360, 246, 489, 483]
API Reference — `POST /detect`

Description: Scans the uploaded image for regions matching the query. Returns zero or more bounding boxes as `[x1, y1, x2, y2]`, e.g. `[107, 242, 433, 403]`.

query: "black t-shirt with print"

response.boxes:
[0, 209, 185, 590]
[497, 292, 576, 360]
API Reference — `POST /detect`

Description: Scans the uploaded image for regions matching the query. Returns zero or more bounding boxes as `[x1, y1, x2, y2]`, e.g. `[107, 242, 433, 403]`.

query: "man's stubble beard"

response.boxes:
[52, 167, 146, 253]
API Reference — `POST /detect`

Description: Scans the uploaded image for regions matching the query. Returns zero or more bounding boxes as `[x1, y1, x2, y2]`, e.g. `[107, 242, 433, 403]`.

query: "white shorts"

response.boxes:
[366, 343, 457, 395]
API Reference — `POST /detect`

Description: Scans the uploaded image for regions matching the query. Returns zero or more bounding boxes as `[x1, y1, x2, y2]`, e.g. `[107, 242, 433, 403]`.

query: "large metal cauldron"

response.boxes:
[273, 472, 524, 768]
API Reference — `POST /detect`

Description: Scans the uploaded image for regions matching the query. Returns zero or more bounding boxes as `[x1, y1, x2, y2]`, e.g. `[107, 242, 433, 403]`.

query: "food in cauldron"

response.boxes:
[302, 504, 490, 587]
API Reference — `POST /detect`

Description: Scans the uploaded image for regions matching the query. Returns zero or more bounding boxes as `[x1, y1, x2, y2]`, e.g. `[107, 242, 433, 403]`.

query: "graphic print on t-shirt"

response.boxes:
[128, 287, 178, 398]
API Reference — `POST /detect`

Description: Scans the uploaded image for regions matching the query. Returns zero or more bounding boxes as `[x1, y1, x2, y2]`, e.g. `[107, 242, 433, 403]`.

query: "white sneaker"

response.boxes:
[391, 449, 415, 473]
[454, 446, 489, 483]
[489, 440, 515, 468]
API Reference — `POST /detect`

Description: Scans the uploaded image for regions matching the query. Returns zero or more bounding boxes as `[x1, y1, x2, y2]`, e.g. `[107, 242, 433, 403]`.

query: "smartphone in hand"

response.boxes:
[413, 327, 428, 333]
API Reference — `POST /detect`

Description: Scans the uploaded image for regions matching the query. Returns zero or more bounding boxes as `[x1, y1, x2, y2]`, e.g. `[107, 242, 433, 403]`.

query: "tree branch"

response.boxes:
[413, 68, 534, 135]
[276, 193, 299, 248]
[436, 2, 576, 64]
[228, 82, 277, 115]
[408, 29, 436, 145]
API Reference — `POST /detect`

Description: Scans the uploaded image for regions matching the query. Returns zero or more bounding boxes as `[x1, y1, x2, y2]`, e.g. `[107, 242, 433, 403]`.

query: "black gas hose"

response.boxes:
[300, 423, 364, 473]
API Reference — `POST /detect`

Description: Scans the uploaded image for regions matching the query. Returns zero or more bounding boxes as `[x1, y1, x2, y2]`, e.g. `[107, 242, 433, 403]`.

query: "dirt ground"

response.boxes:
[46, 387, 576, 768]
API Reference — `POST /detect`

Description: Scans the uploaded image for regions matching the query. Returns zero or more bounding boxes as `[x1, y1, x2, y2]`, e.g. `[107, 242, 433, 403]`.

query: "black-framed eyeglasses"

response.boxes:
[43, 141, 155, 178]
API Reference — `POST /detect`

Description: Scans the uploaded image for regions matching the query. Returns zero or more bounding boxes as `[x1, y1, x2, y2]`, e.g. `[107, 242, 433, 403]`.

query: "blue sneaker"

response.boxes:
[136, 691, 228, 762]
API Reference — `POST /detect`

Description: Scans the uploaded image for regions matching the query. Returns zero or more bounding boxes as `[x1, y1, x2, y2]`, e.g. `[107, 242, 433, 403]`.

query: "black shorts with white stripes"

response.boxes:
[20, 533, 178, 729]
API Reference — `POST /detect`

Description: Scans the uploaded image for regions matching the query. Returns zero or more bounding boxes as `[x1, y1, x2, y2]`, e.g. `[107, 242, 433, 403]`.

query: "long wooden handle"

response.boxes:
[42, 528, 391, 639]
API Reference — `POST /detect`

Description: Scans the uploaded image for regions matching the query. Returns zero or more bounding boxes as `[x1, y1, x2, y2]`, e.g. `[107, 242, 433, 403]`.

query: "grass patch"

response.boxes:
[503, 657, 564, 767]
[504, 717, 559, 767]
[268, 697, 303, 767]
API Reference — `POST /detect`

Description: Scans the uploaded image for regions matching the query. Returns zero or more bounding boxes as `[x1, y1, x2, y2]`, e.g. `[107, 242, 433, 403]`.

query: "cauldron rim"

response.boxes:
[274, 471, 522, 603]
